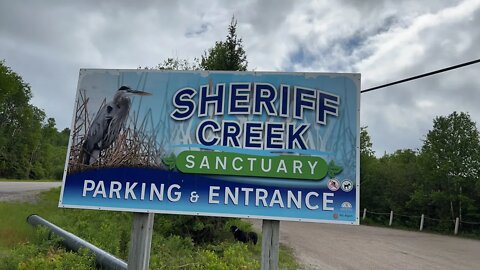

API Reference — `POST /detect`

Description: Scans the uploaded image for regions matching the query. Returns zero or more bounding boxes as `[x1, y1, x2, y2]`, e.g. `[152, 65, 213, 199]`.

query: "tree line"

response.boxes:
[361, 112, 480, 232]
[0, 61, 69, 180]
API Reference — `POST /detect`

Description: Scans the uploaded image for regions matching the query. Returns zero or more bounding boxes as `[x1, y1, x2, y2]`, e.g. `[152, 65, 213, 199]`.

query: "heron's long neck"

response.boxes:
[113, 93, 131, 107]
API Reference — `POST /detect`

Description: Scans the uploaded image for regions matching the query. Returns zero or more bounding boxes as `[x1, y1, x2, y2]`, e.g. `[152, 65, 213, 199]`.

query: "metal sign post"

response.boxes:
[128, 213, 154, 270]
[261, 219, 280, 270]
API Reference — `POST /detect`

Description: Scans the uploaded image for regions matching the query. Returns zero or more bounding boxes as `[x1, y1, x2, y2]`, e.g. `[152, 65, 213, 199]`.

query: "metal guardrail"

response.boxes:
[27, 214, 127, 270]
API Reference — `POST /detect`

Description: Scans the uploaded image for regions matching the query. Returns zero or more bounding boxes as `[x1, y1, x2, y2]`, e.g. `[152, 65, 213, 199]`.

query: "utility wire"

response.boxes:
[361, 58, 480, 93]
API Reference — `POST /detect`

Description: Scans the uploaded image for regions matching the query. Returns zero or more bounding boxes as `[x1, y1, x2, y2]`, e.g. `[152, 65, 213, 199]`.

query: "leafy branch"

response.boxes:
[162, 153, 177, 170]
[327, 160, 343, 178]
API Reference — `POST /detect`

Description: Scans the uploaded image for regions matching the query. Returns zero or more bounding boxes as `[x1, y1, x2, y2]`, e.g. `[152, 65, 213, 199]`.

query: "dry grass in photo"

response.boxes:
[68, 89, 166, 173]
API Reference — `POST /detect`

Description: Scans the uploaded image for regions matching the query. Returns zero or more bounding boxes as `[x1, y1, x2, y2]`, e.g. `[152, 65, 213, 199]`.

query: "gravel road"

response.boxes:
[0, 181, 62, 203]
[249, 219, 480, 270]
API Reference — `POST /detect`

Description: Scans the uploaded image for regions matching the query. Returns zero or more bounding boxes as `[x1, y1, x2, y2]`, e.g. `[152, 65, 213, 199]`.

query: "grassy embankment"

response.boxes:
[0, 188, 298, 269]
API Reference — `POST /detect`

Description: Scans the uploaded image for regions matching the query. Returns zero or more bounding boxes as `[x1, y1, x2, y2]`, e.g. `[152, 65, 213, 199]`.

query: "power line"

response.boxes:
[361, 58, 480, 93]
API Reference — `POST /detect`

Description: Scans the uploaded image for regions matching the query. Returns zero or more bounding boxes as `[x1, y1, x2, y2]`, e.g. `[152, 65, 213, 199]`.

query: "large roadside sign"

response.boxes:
[59, 69, 360, 224]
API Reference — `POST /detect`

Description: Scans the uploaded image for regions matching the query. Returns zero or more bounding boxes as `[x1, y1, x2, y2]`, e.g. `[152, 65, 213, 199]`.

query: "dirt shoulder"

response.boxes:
[248, 219, 480, 270]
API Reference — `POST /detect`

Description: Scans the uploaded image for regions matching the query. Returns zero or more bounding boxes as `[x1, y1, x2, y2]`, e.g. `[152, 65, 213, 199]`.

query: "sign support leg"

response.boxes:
[261, 219, 280, 270]
[128, 212, 154, 270]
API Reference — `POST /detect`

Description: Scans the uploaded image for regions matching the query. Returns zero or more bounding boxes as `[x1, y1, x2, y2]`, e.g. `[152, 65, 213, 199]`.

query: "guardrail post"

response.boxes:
[454, 217, 459, 235]
[419, 214, 424, 231]
[389, 211, 393, 226]
[363, 208, 367, 220]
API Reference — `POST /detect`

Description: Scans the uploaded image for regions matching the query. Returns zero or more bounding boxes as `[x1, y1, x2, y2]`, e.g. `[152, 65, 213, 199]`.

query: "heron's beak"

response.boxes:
[128, 90, 152, 96]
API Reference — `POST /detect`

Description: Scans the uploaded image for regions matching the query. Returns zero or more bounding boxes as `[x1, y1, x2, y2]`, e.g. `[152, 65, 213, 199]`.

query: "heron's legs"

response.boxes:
[89, 149, 100, 165]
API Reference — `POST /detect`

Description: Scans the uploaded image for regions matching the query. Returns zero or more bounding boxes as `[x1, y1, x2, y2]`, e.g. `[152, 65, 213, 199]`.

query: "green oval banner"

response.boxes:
[176, 150, 328, 180]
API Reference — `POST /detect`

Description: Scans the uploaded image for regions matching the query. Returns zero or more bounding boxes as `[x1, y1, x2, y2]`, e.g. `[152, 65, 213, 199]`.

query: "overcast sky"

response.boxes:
[1, 0, 480, 155]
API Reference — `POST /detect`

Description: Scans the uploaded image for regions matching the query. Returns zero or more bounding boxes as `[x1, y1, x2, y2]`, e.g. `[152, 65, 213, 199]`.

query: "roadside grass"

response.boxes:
[0, 188, 299, 269]
[0, 190, 60, 251]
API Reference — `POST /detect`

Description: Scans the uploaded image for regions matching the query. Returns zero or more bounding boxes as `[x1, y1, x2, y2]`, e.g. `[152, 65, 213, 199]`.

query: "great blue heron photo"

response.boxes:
[80, 86, 152, 165]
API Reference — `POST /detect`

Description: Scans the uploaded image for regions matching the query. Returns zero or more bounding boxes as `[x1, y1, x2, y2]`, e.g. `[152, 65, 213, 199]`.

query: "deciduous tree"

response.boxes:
[0, 60, 68, 179]
[419, 111, 480, 222]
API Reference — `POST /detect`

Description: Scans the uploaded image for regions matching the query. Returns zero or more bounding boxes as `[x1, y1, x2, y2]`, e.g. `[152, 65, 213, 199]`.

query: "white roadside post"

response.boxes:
[261, 219, 280, 270]
[454, 217, 460, 235]
[128, 213, 155, 270]
[363, 208, 367, 220]
[389, 211, 393, 226]
[419, 214, 425, 231]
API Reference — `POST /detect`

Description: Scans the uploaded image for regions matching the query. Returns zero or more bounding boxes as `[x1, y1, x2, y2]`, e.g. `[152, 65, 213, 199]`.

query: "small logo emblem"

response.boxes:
[341, 201, 352, 209]
[333, 213, 339, 219]
[341, 180, 353, 192]
[328, 178, 340, 191]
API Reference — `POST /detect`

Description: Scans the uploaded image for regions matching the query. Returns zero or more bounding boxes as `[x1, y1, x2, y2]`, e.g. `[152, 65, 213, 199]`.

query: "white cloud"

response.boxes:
[356, 0, 480, 154]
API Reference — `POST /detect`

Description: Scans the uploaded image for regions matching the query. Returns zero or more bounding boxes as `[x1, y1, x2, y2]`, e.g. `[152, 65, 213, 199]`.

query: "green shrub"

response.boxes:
[154, 215, 232, 244]
[17, 248, 94, 270]
[0, 228, 94, 270]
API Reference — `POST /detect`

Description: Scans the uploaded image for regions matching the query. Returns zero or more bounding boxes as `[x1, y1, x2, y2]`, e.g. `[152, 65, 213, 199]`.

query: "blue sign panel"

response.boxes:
[59, 69, 360, 224]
